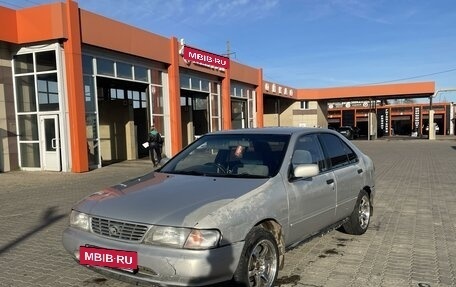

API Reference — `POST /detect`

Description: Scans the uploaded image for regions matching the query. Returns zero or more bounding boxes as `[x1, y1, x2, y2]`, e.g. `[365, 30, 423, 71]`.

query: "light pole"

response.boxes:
[428, 88, 456, 140]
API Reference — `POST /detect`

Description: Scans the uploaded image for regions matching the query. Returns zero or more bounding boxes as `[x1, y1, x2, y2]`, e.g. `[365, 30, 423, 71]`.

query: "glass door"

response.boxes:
[40, 115, 61, 171]
[231, 99, 247, 129]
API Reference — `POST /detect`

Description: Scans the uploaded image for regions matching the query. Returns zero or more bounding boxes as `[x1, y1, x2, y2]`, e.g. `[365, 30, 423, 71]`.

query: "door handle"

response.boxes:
[51, 138, 57, 149]
[326, 179, 334, 185]
[357, 168, 363, 174]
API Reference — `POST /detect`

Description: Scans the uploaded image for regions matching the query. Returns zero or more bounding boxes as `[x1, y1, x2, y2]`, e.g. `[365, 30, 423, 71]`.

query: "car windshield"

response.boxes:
[160, 133, 290, 178]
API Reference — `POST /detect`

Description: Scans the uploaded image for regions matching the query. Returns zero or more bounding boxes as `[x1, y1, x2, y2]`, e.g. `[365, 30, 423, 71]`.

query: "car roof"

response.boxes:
[209, 127, 330, 136]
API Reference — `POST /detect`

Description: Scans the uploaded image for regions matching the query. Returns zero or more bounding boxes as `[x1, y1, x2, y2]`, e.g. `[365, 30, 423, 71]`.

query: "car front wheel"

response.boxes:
[342, 189, 371, 235]
[232, 226, 279, 287]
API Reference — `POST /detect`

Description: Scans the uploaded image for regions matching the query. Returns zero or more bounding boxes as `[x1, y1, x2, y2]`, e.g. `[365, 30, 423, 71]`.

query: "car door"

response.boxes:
[318, 133, 364, 221]
[285, 134, 337, 245]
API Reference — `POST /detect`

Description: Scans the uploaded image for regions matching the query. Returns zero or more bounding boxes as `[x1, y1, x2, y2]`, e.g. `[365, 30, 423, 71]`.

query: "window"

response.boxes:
[116, 62, 132, 79]
[201, 79, 210, 92]
[300, 101, 309, 109]
[97, 58, 115, 76]
[37, 74, 59, 111]
[82, 55, 93, 74]
[84, 76, 96, 113]
[135, 66, 148, 82]
[20, 143, 40, 167]
[18, 114, 38, 141]
[211, 93, 219, 116]
[230, 85, 236, 96]
[15, 75, 37, 112]
[180, 74, 191, 89]
[36, 51, 56, 72]
[193, 97, 207, 111]
[163, 134, 289, 178]
[230, 82, 253, 98]
[293, 134, 327, 171]
[110, 88, 125, 100]
[342, 141, 358, 163]
[151, 86, 163, 114]
[14, 54, 34, 74]
[132, 91, 139, 101]
[85, 113, 98, 139]
[191, 78, 200, 90]
[150, 69, 162, 85]
[110, 88, 147, 108]
[319, 133, 352, 169]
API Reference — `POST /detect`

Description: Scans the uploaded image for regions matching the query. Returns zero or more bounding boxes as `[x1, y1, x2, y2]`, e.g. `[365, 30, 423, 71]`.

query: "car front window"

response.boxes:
[292, 134, 327, 172]
[160, 134, 290, 178]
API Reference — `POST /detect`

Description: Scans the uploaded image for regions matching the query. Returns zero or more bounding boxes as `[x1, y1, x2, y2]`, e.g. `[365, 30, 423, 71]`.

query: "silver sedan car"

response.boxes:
[62, 127, 375, 287]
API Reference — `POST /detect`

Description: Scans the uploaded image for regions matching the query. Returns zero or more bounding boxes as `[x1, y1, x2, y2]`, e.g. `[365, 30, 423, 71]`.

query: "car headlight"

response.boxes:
[69, 210, 90, 231]
[143, 226, 221, 249]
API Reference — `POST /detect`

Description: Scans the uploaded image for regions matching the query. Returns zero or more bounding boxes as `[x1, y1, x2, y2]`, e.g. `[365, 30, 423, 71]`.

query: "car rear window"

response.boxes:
[319, 133, 357, 169]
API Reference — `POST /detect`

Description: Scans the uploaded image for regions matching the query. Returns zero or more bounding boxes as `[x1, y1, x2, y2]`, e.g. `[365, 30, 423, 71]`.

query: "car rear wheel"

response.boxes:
[342, 190, 371, 235]
[232, 226, 279, 287]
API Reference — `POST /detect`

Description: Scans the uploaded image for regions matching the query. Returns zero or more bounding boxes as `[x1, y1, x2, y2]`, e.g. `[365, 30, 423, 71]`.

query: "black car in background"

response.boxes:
[337, 126, 359, 140]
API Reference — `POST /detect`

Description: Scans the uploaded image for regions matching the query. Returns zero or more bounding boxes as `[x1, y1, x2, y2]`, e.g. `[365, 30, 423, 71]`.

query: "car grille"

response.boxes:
[91, 217, 149, 242]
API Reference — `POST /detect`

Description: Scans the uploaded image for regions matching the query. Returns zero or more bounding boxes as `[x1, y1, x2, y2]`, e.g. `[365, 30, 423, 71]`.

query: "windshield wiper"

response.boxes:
[167, 170, 207, 176]
[165, 170, 268, 178]
[226, 173, 269, 179]
[238, 174, 269, 178]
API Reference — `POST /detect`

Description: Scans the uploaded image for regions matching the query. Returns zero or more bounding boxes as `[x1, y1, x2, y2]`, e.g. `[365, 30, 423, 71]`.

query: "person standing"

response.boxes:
[148, 124, 163, 167]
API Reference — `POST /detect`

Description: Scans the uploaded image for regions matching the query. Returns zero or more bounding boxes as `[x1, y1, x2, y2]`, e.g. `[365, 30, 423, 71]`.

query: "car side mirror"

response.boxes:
[293, 164, 319, 179]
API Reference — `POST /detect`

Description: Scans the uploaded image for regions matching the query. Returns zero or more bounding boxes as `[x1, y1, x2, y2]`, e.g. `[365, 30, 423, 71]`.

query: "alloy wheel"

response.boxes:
[358, 195, 371, 229]
[247, 239, 278, 287]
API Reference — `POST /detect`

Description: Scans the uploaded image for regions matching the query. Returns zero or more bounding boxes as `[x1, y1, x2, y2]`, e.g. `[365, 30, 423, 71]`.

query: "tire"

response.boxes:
[232, 226, 279, 287]
[342, 190, 371, 235]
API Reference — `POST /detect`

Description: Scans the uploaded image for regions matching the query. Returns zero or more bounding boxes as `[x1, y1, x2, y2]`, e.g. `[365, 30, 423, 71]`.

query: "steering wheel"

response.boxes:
[204, 162, 228, 174]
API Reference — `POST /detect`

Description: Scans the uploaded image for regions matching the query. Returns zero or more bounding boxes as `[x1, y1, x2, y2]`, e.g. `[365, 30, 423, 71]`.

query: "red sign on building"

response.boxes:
[183, 46, 230, 70]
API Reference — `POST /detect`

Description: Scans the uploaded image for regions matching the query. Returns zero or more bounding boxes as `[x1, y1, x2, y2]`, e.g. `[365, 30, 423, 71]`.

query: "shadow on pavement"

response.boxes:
[0, 206, 66, 255]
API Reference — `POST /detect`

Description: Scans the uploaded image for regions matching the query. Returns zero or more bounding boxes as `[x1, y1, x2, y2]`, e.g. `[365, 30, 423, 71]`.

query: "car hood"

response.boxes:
[74, 172, 268, 227]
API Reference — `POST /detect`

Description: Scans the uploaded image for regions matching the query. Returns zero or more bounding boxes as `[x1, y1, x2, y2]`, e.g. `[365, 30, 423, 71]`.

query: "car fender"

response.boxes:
[195, 175, 289, 245]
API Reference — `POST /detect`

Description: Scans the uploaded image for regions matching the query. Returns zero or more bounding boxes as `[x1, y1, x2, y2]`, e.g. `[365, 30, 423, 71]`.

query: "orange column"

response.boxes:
[222, 67, 231, 129]
[64, 0, 88, 172]
[168, 37, 182, 154]
[256, 68, 264, 128]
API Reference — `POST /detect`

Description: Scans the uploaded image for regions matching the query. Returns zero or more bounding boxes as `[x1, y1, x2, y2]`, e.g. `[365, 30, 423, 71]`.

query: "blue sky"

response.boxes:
[3, 0, 456, 102]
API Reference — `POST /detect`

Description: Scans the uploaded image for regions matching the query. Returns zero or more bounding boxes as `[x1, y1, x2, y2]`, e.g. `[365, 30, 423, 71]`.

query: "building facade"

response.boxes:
[327, 101, 454, 137]
[0, 0, 441, 173]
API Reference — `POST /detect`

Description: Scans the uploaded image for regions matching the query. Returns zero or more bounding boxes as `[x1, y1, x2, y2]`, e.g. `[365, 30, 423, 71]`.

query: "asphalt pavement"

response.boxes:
[1, 137, 456, 287]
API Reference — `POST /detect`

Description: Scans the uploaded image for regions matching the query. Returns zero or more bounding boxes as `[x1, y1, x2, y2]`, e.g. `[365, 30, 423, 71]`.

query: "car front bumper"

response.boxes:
[62, 227, 244, 286]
